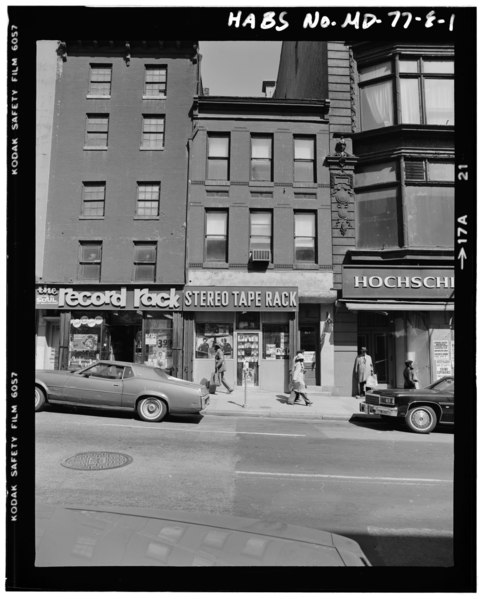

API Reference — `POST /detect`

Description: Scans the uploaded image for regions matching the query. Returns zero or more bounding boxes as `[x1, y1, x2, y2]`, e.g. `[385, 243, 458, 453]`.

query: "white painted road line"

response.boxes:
[236, 471, 452, 484]
[66, 421, 306, 437]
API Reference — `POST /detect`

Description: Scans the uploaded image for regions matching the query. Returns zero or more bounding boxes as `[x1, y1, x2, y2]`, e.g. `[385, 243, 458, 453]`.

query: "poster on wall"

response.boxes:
[69, 334, 98, 352]
[433, 339, 453, 378]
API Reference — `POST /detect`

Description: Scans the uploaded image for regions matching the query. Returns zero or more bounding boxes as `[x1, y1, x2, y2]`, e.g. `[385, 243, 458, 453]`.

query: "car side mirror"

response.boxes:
[82, 373, 90, 378]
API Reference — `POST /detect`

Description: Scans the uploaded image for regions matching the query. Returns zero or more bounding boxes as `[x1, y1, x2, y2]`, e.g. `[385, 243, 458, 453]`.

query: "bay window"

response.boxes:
[355, 158, 454, 249]
[359, 56, 454, 131]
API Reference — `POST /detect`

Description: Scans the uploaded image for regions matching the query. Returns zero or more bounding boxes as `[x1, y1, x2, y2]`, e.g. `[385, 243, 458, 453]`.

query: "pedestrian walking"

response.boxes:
[214, 343, 233, 393]
[354, 346, 374, 398]
[403, 359, 418, 389]
[290, 350, 312, 406]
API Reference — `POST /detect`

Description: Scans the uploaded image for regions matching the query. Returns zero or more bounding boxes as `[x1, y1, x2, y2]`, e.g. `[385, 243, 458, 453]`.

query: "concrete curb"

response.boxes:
[202, 409, 368, 422]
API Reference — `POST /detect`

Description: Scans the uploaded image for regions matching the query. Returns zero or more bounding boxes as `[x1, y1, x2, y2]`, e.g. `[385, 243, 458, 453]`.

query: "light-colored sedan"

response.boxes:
[35, 361, 209, 422]
[36, 504, 372, 567]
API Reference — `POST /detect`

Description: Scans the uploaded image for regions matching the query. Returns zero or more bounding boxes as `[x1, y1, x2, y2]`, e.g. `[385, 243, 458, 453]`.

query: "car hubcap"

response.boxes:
[145, 401, 160, 416]
[412, 409, 431, 429]
[35, 389, 40, 407]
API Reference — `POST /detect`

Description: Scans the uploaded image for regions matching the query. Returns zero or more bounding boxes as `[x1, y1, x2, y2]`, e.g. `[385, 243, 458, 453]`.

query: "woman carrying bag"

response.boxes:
[290, 350, 312, 406]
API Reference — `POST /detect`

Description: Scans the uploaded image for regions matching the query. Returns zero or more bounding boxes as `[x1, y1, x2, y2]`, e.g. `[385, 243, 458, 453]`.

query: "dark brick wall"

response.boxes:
[42, 51, 197, 285]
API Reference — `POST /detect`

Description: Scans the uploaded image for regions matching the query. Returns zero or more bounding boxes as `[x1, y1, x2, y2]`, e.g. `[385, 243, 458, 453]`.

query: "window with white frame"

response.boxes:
[294, 136, 316, 182]
[136, 183, 160, 217]
[88, 64, 112, 96]
[294, 212, 316, 262]
[144, 66, 167, 97]
[133, 243, 157, 282]
[82, 183, 105, 217]
[205, 211, 228, 262]
[141, 115, 165, 149]
[207, 134, 230, 180]
[78, 242, 102, 281]
[251, 135, 273, 181]
[85, 114, 109, 148]
[249, 211, 272, 252]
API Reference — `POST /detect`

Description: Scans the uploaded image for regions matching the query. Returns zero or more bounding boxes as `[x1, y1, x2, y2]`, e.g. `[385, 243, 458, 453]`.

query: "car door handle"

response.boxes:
[113, 383, 121, 387]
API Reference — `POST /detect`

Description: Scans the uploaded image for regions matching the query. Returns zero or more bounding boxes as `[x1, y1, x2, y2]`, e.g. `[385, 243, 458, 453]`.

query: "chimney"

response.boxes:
[262, 81, 276, 98]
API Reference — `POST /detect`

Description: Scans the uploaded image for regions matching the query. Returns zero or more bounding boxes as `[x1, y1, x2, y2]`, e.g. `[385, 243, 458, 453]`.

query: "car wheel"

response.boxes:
[405, 405, 437, 434]
[35, 387, 46, 412]
[137, 397, 167, 422]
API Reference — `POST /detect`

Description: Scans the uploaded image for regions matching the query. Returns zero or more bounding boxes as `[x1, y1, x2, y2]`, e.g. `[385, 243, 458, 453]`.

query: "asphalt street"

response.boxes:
[35, 406, 454, 567]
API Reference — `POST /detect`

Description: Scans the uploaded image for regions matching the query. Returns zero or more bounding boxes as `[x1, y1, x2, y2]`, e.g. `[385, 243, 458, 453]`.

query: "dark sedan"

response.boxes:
[359, 376, 454, 433]
[35, 361, 209, 422]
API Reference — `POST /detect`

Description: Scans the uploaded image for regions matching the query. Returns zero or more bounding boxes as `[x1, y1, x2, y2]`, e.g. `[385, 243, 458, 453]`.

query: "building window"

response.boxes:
[207, 134, 230, 180]
[141, 115, 165, 149]
[205, 211, 228, 262]
[355, 159, 454, 249]
[359, 56, 454, 131]
[82, 183, 105, 217]
[294, 136, 316, 182]
[133, 243, 157, 282]
[251, 135, 273, 181]
[136, 183, 160, 217]
[85, 114, 109, 148]
[250, 211, 272, 252]
[356, 187, 400, 249]
[78, 242, 102, 281]
[195, 323, 233, 359]
[263, 323, 289, 360]
[294, 212, 316, 262]
[88, 64, 112, 96]
[144, 65, 167, 97]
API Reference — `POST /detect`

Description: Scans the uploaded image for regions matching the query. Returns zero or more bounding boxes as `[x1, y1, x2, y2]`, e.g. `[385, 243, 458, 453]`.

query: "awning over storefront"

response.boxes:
[339, 300, 454, 312]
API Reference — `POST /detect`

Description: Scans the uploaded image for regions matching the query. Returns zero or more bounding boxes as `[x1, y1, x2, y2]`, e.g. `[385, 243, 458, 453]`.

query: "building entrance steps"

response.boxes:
[202, 386, 362, 421]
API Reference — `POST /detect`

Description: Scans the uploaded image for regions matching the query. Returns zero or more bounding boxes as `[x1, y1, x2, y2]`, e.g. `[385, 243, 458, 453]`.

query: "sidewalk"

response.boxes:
[202, 386, 364, 422]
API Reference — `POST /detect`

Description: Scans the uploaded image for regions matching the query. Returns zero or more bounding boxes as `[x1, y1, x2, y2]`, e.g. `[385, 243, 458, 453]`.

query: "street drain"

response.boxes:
[61, 452, 133, 471]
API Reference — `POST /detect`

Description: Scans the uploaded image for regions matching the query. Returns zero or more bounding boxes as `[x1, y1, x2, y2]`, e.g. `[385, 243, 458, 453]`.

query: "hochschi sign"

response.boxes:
[342, 266, 454, 300]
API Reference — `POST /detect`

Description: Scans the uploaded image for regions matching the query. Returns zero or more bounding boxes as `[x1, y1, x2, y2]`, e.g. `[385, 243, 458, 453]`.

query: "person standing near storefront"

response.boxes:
[214, 343, 233, 393]
[291, 350, 312, 406]
[403, 360, 418, 389]
[355, 347, 374, 398]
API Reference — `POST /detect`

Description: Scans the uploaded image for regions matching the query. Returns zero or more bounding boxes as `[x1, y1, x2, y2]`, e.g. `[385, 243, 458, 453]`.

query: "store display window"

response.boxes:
[68, 315, 104, 369]
[236, 312, 260, 330]
[195, 323, 233, 359]
[263, 324, 289, 360]
[144, 316, 173, 371]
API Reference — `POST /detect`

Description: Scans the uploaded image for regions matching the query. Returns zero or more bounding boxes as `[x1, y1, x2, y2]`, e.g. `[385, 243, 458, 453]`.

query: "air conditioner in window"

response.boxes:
[250, 249, 271, 262]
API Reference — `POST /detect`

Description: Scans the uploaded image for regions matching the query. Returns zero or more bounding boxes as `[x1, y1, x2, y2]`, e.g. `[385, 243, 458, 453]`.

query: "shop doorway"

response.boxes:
[299, 325, 319, 386]
[45, 319, 60, 369]
[103, 312, 142, 363]
[358, 313, 395, 387]
[107, 325, 141, 362]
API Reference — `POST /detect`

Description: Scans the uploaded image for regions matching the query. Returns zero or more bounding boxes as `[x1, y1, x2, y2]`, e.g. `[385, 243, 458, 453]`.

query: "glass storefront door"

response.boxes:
[300, 325, 318, 386]
[236, 332, 260, 386]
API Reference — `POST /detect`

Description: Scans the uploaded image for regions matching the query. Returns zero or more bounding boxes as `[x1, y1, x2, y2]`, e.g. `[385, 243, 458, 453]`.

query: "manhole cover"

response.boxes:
[61, 452, 133, 471]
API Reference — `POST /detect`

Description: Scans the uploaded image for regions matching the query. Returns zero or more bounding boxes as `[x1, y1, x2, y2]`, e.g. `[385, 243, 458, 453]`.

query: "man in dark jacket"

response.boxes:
[214, 343, 233, 393]
[403, 360, 418, 389]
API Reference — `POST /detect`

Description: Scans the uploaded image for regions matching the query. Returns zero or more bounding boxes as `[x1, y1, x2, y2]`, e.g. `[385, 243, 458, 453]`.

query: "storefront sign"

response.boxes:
[342, 266, 454, 300]
[35, 286, 59, 306]
[35, 286, 182, 311]
[183, 286, 298, 311]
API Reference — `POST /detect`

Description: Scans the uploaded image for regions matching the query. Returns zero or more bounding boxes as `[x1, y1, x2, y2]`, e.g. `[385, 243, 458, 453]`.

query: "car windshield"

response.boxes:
[429, 378, 454, 392]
